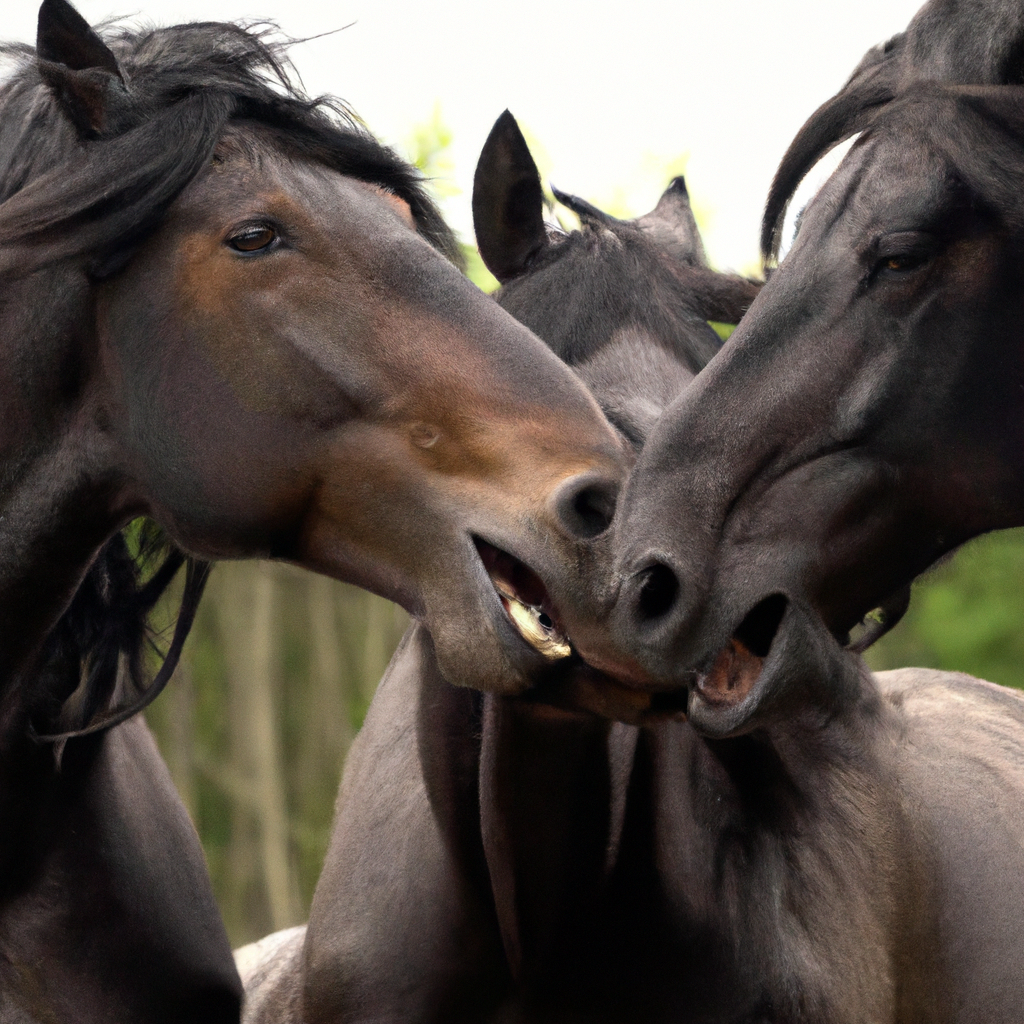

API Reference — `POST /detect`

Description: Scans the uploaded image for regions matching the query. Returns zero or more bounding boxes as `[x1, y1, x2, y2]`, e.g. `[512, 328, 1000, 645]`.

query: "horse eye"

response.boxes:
[872, 233, 933, 280]
[227, 225, 278, 253]
[883, 254, 922, 272]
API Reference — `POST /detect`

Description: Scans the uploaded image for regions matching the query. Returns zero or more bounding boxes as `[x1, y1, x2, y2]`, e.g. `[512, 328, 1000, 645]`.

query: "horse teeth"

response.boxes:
[493, 580, 572, 660]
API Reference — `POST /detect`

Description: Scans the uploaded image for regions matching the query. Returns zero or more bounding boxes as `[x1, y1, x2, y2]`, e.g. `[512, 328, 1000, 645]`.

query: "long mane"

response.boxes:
[2, 17, 461, 739]
[0, 20, 461, 273]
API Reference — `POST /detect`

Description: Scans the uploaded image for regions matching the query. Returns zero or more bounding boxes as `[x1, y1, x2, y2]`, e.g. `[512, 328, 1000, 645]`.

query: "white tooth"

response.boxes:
[494, 580, 572, 660]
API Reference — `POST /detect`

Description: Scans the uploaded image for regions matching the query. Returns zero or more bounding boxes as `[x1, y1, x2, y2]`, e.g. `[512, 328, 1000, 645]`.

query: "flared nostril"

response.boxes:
[552, 473, 619, 540]
[635, 562, 680, 622]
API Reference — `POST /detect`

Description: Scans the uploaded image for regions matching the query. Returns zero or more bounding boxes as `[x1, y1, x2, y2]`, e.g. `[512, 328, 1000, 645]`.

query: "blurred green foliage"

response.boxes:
[866, 529, 1024, 689]
[404, 102, 498, 292]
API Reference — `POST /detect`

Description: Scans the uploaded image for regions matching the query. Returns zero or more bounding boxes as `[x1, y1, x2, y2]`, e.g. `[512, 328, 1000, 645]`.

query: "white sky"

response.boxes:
[6, 0, 923, 271]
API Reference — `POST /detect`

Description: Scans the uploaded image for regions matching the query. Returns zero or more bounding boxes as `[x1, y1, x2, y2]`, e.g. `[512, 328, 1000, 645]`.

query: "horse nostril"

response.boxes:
[553, 474, 619, 540]
[636, 562, 680, 622]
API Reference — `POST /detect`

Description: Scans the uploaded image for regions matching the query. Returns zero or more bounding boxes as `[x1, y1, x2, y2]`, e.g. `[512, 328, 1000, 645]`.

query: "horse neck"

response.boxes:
[475, 695, 637, 981]
[0, 268, 123, 732]
[473, 672, 890, 983]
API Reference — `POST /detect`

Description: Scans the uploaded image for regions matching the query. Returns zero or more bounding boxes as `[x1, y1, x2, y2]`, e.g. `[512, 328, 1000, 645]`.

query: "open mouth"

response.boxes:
[474, 538, 693, 723]
[696, 594, 788, 707]
[475, 538, 572, 661]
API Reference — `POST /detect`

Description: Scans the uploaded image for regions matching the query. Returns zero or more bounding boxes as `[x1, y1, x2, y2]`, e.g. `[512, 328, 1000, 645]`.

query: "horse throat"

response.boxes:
[0, 272, 126, 737]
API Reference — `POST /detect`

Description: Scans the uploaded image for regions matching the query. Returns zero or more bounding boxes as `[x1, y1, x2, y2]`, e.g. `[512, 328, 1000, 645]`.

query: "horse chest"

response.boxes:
[481, 721, 901, 1024]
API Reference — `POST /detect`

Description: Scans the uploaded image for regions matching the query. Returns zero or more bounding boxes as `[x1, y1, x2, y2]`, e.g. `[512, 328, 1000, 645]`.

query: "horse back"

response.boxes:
[879, 667, 1024, 1021]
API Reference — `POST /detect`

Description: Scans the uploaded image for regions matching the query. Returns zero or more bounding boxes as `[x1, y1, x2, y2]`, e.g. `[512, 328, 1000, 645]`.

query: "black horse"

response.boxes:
[592, 0, 1024, 730]
[239, 111, 1024, 1024]
[0, 534, 240, 1021]
[236, 110, 763, 1023]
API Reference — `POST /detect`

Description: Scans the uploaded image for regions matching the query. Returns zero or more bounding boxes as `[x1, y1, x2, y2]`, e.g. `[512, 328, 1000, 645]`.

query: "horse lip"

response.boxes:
[473, 537, 572, 661]
[519, 659, 690, 724]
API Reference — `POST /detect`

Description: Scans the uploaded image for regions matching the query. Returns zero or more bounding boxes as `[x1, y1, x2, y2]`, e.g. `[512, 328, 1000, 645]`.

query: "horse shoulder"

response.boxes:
[301, 623, 506, 1024]
[0, 716, 240, 1023]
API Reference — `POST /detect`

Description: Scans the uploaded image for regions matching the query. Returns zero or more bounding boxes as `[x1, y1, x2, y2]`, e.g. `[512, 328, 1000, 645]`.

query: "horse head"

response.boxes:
[472, 110, 761, 721]
[601, 0, 1024, 737]
[0, 1, 630, 716]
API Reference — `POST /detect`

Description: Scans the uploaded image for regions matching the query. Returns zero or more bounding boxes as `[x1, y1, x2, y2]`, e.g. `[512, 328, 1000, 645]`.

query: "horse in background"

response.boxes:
[236, 109, 760, 1022]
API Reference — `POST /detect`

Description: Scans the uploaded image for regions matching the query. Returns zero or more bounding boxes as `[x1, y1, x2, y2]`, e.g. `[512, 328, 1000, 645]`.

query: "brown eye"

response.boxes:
[227, 225, 277, 253]
[883, 254, 925, 272]
[873, 233, 933, 281]
[873, 250, 928, 279]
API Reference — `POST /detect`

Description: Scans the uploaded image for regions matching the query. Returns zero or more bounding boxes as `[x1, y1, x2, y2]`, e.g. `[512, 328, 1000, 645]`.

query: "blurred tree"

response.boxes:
[146, 564, 408, 945]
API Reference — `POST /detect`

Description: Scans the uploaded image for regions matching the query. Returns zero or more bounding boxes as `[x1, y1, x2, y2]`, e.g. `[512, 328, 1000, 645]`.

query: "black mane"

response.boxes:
[1, 16, 460, 738]
[0, 19, 461, 275]
[494, 218, 722, 374]
[30, 525, 188, 738]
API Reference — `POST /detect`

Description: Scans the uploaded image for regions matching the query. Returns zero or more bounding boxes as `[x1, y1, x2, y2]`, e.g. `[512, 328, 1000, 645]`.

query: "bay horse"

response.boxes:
[0, 3, 627, 1017]
[590, 0, 1024, 734]
[239, 112, 1024, 1024]
[0, 0, 628, 741]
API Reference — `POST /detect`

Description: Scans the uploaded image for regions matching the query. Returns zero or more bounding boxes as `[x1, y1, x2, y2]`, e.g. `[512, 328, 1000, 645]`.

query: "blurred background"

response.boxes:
[9, 0, 1017, 949]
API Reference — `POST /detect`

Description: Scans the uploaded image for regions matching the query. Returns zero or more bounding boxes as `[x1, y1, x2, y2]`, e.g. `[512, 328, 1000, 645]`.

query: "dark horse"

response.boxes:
[236, 110, 764, 1022]
[238, 112, 1024, 1024]
[0, 3, 629, 1019]
[589, 0, 1024, 733]
[0, 532, 242, 1021]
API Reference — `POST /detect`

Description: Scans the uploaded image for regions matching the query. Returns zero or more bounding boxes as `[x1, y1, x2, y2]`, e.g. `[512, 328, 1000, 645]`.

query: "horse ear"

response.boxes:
[37, 0, 126, 137]
[472, 110, 548, 283]
[636, 176, 707, 267]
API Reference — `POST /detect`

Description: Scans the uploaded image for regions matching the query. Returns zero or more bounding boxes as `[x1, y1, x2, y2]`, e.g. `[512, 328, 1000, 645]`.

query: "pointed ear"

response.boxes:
[37, 0, 126, 137]
[636, 176, 707, 267]
[472, 110, 548, 283]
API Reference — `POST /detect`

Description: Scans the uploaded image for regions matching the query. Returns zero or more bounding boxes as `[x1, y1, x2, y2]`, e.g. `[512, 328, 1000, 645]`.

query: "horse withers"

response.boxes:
[240, 112, 1024, 1024]
[598, 0, 1024, 735]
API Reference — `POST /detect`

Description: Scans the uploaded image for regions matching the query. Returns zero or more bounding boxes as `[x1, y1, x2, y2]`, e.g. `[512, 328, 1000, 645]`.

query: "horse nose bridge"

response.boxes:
[548, 468, 622, 541]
